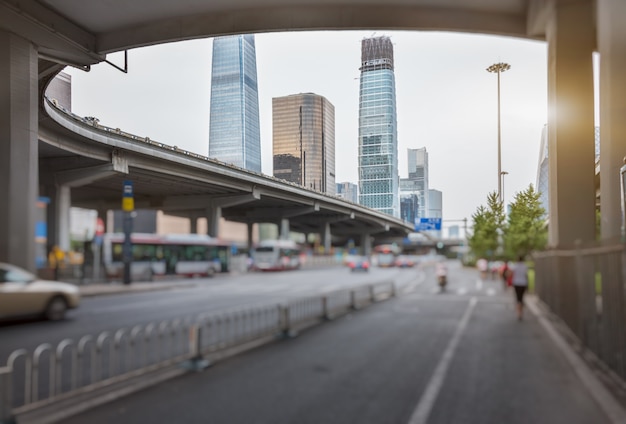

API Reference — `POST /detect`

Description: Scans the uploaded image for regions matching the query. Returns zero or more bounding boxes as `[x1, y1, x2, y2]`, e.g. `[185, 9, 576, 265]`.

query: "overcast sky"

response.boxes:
[67, 30, 549, 226]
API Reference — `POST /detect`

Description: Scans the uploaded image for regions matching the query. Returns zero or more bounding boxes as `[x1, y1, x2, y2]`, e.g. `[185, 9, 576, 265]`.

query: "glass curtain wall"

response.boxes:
[358, 36, 399, 217]
[209, 35, 262, 172]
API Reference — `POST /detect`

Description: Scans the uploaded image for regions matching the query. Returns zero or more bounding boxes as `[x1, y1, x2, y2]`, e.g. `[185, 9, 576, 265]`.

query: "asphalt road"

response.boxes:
[0, 265, 420, 364]
[61, 261, 612, 424]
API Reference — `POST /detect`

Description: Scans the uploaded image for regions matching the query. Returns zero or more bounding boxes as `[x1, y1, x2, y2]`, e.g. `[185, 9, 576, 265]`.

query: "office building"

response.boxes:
[428, 189, 443, 219]
[357, 36, 399, 217]
[209, 35, 262, 172]
[336, 182, 358, 203]
[400, 193, 420, 225]
[407, 147, 429, 218]
[273, 93, 336, 194]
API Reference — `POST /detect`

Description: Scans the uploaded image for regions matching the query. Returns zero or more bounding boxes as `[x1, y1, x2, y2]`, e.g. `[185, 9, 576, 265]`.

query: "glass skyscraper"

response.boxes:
[357, 36, 399, 217]
[209, 35, 261, 172]
[272, 93, 336, 194]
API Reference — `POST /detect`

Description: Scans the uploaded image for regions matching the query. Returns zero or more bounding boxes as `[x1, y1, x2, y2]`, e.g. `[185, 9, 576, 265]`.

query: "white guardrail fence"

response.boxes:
[0, 281, 396, 424]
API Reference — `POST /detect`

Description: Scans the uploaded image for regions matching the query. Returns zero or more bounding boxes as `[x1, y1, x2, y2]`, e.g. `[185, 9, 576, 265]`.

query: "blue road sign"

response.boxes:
[415, 217, 442, 231]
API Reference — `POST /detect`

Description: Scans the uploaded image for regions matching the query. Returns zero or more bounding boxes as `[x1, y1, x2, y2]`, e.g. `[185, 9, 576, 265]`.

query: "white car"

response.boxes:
[0, 262, 80, 321]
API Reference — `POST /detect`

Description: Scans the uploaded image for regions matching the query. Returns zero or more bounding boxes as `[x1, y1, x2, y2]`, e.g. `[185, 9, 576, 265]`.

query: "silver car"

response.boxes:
[0, 262, 80, 321]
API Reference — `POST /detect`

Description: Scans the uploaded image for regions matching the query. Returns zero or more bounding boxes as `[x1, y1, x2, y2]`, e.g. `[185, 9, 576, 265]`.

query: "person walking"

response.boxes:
[511, 256, 529, 321]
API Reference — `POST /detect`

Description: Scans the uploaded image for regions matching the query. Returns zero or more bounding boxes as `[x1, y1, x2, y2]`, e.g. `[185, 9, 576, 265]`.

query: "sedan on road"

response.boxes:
[347, 256, 370, 272]
[0, 262, 80, 321]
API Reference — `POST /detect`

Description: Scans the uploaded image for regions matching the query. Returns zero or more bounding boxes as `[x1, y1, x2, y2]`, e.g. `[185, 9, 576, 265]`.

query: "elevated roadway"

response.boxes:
[39, 96, 413, 247]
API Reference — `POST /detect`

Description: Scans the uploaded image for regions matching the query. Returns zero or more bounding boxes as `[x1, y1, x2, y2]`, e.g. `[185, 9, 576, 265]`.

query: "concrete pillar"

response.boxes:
[57, 186, 71, 252]
[0, 32, 38, 271]
[279, 219, 290, 240]
[320, 222, 331, 253]
[189, 214, 198, 234]
[360, 233, 372, 257]
[206, 206, 221, 238]
[247, 223, 254, 250]
[45, 184, 71, 253]
[546, 1, 596, 246]
[598, 0, 626, 240]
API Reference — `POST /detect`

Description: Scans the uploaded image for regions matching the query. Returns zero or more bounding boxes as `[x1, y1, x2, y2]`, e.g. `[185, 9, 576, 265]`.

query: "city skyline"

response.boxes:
[66, 30, 549, 224]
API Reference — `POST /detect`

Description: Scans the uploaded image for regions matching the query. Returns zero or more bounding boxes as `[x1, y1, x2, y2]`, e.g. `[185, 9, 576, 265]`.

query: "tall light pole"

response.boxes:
[487, 62, 510, 203]
[500, 171, 509, 204]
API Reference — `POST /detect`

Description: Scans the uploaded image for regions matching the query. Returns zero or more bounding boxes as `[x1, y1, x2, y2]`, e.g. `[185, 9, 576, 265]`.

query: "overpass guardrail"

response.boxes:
[0, 280, 396, 424]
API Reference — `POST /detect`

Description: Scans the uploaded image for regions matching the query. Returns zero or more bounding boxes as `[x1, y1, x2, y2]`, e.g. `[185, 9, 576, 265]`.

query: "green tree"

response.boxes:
[468, 192, 505, 260]
[503, 184, 547, 259]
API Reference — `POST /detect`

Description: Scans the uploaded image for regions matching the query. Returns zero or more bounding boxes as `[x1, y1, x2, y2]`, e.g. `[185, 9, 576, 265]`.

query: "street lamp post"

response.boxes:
[487, 62, 511, 203]
[501, 171, 509, 204]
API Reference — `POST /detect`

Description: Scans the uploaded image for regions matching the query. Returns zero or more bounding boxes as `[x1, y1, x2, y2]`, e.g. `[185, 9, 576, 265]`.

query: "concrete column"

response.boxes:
[247, 223, 254, 250]
[360, 233, 372, 257]
[0, 32, 38, 271]
[57, 186, 71, 252]
[206, 206, 221, 238]
[45, 184, 71, 253]
[598, 0, 626, 240]
[546, 1, 596, 247]
[279, 219, 290, 240]
[320, 222, 331, 253]
[189, 214, 198, 234]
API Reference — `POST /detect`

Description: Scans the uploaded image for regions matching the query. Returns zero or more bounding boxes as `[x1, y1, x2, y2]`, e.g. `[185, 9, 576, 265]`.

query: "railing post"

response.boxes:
[0, 367, 15, 424]
[350, 290, 359, 310]
[369, 285, 376, 303]
[391, 281, 397, 297]
[181, 325, 209, 371]
[322, 296, 332, 321]
[279, 305, 296, 338]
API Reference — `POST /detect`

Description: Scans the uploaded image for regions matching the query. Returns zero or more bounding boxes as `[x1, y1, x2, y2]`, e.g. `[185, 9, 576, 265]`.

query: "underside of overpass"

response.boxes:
[1, 0, 625, 272]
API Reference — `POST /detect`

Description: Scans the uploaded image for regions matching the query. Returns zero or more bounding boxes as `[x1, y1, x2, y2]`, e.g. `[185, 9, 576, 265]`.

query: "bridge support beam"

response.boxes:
[546, 1, 596, 247]
[598, 0, 626, 240]
[360, 233, 372, 257]
[0, 31, 38, 271]
[247, 223, 254, 250]
[46, 185, 72, 253]
[206, 206, 222, 238]
[320, 222, 331, 253]
[279, 219, 290, 240]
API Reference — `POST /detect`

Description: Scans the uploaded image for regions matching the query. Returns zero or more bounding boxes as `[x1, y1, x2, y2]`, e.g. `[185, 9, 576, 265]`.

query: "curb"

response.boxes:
[79, 282, 199, 297]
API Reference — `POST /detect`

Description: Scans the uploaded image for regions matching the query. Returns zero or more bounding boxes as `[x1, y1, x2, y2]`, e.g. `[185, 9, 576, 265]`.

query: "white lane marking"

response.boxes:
[408, 297, 478, 424]
[457, 287, 467, 296]
[476, 279, 483, 290]
[486, 288, 496, 296]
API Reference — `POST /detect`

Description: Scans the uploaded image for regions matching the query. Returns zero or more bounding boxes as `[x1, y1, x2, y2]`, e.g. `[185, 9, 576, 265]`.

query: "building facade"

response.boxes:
[428, 189, 443, 219]
[399, 193, 420, 225]
[209, 35, 262, 172]
[273, 93, 336, 194]
[406, 147, 429, 218]
[336, 182, 358, 203]
[357, 36, 399, 217]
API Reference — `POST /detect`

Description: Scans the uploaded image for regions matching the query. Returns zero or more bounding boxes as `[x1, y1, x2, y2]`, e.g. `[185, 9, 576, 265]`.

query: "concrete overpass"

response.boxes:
[1, 0, 625, 272]
[39, 96, 413, 254]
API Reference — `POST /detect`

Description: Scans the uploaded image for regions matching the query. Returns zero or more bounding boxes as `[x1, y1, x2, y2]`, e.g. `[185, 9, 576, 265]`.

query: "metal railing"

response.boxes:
[534, 243, 626, 381]
[1, 281, 395, 422]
